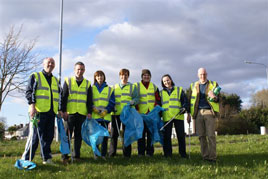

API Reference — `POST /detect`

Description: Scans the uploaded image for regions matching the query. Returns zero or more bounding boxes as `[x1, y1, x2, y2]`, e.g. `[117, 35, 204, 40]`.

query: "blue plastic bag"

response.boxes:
[14, 159, 36, 170]
[56, 116, 70, 155]
[81, 118, 110, 156]
[120, 104, 144, 147]
[141, 105, 165, 145]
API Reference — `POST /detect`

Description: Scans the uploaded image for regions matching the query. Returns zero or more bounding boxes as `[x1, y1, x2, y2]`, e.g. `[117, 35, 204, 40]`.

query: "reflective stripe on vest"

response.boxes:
[92, 85, 113, 121]
[160, 86, 184, 121]
[114, 83, 133, 115]
[190, 80, 219, 117]
[66, 77, 91, 116]
[33, 72, 59, 114]
[136, 82, 157, 114]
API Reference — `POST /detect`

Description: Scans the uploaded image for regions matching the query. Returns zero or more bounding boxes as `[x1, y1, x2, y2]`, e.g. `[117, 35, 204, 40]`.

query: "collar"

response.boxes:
[42, 69, 53, 77]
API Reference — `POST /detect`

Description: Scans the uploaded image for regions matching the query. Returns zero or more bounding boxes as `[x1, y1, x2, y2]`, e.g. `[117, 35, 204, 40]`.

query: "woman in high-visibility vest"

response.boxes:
[108, 68, 139, 158]
[92, 70, 115, 160]
[135, 69, 161, 156]
[160, 74, 189, 158]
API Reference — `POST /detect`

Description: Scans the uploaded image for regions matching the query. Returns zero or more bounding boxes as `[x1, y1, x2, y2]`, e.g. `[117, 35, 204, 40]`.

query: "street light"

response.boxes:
[244, 60, 268, 86]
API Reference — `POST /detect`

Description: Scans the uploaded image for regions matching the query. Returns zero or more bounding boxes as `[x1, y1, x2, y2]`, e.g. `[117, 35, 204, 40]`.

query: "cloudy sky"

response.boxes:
[0, 0, 267, 126]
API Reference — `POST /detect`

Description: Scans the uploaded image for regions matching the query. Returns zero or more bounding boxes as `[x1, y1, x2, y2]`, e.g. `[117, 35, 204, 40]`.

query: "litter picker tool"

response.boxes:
[68, 128, 74, 163]
[160, 108, 186, 131]
[35, 121, 45, 162]
[115, 117, 123, 142]
[188, 121, 191, 159]
[14, 114, 42, 170]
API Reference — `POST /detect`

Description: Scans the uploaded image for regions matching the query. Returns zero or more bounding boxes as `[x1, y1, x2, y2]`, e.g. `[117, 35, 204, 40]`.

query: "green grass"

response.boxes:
[0, 135, 268, 178]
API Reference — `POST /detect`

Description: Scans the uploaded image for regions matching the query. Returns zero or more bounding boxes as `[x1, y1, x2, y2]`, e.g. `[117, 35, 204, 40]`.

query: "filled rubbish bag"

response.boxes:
[120, 104, 144, 147]
[141, 106, 165, 145]
[56, 116, 70, 155]
[81, 118, 110, 156]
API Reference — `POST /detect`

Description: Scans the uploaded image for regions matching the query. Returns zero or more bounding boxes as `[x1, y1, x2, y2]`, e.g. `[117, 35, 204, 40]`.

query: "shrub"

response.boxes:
[216, 115, 258, 135]
[239, 107, 268, 132]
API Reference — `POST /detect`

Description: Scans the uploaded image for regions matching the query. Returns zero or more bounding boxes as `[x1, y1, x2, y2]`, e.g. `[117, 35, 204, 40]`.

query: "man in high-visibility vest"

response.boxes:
[61, 62, 93, 163]
[22, 57, 62, 164]
[187, 68, 220, 163]
[135, 69, 161, 157]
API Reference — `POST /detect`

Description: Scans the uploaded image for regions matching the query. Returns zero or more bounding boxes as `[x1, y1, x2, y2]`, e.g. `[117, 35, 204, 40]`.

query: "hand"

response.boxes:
[63, 112, 68, 121]
[93, 107, 100, 113]
[187, 113, 191, 124]
[208, 90, 216, 99]
[29, 104, 37, 119]
[87, 113, 92, 119]
[129, 100, 135, 106]
[100, 109, 107, 118]
[58, 111, 64, 118]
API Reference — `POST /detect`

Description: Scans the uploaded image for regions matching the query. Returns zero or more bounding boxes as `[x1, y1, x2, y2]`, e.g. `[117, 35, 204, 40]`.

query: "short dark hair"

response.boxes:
[119, 69, 130, 76]
[94, 70, 106, 84]
[75, 61, 85, 66]
[161, 74, 175, 88]
[141, 69, 151, 78]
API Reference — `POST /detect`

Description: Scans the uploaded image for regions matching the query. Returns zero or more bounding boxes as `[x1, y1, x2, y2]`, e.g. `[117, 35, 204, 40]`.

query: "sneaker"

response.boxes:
[43, 159, 53, 165]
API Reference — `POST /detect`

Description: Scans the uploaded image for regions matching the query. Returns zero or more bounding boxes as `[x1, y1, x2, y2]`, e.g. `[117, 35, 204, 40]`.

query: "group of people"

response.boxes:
[21, 57, 220, 165]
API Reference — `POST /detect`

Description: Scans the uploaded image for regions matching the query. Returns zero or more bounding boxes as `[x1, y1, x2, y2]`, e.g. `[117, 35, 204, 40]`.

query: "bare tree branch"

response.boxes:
[0, 25, 41, 111]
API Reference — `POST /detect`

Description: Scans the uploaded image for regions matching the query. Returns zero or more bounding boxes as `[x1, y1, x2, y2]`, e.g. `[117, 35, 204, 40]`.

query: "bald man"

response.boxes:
[187, 68, 220, 163]
[22, 57, 62, 164]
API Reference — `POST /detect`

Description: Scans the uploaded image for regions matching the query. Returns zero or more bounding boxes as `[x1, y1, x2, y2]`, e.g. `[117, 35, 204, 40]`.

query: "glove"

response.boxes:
[129, 100, 135, 106]
[93, 107, 100, 113]
[31, 115, 39, 127]
[100, 109, 107, 118]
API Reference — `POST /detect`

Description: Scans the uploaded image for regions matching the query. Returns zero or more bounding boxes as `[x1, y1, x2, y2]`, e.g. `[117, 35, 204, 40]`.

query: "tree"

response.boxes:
[0, 26, 41, 111]
[251, 89, 268, 108]
[0, 117, 6, 140]
[220, 93, 242, 118]
[7, 125, 18, 136]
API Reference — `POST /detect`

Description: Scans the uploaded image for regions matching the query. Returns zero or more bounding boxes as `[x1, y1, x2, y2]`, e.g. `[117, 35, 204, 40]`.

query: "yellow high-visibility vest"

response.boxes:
[136, 82, 157, 114]
[160, 86, 184, 121]
[66, 77, 91, 116]
[190, 80, 219, 117]
[114, 83, 134, 115]
[92, 85, 113, 121]
[33, 72, 59, 114]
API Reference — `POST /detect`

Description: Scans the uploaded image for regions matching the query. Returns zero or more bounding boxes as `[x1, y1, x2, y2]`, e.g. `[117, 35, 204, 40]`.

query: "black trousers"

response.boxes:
[162, 119, 187, 157]
[109, 115, 131, 157]
[138, 121, 154, 156]
[62, 113, 85, 159]
[97, 120, 110, 157]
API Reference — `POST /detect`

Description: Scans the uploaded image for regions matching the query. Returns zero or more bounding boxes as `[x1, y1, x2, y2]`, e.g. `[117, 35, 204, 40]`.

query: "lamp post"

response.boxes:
[244, 60, 268, 86]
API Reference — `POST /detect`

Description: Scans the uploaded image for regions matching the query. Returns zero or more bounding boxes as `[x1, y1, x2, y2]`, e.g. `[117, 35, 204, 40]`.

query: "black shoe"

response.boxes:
[204, 159, 216, 163]
[62, 158, 70, 165]
[181, 154, 188, 159]
[109, 153, 116, 158]
[164, 155, 172, 158]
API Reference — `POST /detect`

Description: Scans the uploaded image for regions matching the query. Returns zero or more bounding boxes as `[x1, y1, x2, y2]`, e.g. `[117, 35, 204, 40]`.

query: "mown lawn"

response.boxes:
[0, 134, 267, 179]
